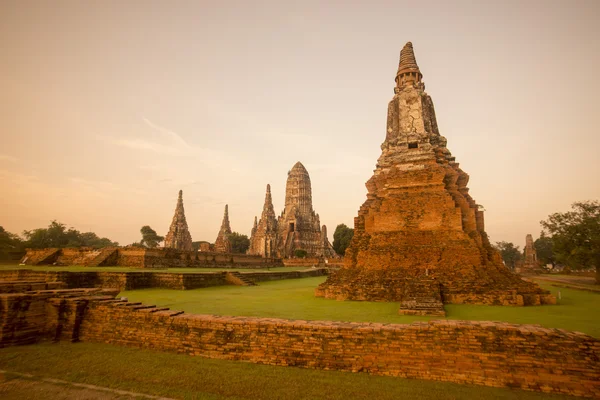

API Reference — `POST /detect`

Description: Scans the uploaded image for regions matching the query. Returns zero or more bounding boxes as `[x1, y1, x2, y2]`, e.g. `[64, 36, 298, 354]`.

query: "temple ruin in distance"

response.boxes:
[248, 162, 336, 259]
[164, 190, 193, 251]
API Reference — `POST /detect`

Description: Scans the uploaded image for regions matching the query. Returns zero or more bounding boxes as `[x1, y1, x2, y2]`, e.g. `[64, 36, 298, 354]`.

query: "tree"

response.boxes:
[541, 200, 600, 283]
[140, 226, 164, 248]
[0, 226, 23, 260]
[23, 220, 69, 248]
[22, 220, 118, 249]
[495, 241, 522, 270]
[228, 232, 250, 254]
[332, 224, 354, 256]
[534, 232, 555, 266]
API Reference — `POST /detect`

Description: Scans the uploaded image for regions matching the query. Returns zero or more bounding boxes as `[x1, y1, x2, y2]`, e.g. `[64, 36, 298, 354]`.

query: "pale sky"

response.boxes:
[1, 0, 599, 248]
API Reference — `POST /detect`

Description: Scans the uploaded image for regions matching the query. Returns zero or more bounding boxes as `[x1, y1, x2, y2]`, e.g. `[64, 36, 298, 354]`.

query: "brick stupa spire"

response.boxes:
[248, 184, 279, 257]
[214, 204, 232, 253]
[316, 42, 554, 313]
[276, 162, 336, 258]
[164, 190, 193, 251]
[520, 234, 540, 272]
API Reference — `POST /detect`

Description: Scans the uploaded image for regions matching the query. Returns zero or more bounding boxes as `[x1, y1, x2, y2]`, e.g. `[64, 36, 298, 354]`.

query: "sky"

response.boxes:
[1, 0, 599, 249]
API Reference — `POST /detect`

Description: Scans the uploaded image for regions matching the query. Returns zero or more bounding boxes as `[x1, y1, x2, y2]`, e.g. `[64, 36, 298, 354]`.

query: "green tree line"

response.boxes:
[494, 200, 599, 283]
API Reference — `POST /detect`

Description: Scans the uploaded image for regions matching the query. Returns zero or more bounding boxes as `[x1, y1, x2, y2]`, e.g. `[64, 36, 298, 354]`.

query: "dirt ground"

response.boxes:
[0, 373, 173, 400]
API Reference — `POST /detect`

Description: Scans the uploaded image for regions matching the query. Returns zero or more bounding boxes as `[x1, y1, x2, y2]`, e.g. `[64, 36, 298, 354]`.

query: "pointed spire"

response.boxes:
[253, 216, 258, 230]
[261, 184, 276, 221]
[214, 204, 232, 253]
[219, 204, 232, 234]
[265, 184, 272, 205]
[395, 42, 422, 85]
[164, 189, 193, 251]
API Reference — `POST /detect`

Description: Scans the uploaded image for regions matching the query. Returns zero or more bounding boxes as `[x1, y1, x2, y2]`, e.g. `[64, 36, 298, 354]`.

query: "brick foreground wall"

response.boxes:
[78, 301, 600, 398]
[1, 290, 599, 397]
[0, 289, 118, 347]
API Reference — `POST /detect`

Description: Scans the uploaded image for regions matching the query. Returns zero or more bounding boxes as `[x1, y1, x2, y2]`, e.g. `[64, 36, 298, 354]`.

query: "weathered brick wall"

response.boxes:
[1, 290, 599, 397]
[0, 289, 118, 347]
[79, 304, 600, 398]
[22, 247, 283, 268]
[0, 269, 325, 290]
[243, 268, 327, 282]
[0, 270, 227, 290]
[282, 258, 322, 267]
[0, 281, 66, 293]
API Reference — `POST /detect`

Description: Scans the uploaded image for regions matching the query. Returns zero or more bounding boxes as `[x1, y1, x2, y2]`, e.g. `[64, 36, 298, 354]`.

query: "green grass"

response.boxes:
[0, 264, 307, 273]
[0, 342, 577, 400]
[121, 277, 600, 337]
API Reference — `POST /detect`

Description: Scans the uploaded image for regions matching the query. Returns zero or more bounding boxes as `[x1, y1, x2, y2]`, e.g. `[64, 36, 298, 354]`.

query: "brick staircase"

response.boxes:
[225, 271, 257, 286]
[398, 278, 446, 316]
[108, 299, 183, 316]
[21, 248, 61, 266]
[87, 247, 118, 266]
[399, 297, 446, 316]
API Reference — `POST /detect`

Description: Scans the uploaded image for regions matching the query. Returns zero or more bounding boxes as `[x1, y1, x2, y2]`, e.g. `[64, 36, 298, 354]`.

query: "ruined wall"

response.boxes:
[241, 268, 327, 282]
[1, 291, 599, 397]
[0, 289, 117, 347]
[21, 248, 283, 268]
[78, 303, 600, 398]
[0, 269, 326, 290]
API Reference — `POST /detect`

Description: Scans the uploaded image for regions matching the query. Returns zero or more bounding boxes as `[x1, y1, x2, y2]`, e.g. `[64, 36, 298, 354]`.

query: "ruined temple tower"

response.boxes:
[522, 234, 539, 270]
[248, 184, 279, 258]
[316, 43, 554, 311]
[164, 190, 193, 251]
[214, 204, 232, 253]
[276, 162, 336, 258]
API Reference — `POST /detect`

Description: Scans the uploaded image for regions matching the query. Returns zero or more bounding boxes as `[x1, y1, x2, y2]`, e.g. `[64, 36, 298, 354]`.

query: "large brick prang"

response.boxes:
[316, 42, 554, 307]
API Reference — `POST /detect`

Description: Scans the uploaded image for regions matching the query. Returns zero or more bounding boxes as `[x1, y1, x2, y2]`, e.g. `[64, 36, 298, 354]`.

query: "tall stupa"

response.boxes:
[164, 190, 193, 251]
[316, 43, 554, 312]
[214, 205, 232, 253]
[275, 162, 336, 258]
[248, 184, 279, 258]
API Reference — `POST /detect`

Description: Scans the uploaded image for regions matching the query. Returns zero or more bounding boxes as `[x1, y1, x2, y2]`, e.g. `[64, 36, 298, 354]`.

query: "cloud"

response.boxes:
[97, 117, 195, 156]
[142, 118, 192, 150]
[99, 118, 239, 171]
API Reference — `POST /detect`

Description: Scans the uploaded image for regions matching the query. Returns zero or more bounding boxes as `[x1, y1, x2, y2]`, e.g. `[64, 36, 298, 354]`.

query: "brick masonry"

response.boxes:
[0, 268, 328, 290]
[0, 290, 598, 397]
[76, 302, 599, 398]
[21, 247, 283, 269]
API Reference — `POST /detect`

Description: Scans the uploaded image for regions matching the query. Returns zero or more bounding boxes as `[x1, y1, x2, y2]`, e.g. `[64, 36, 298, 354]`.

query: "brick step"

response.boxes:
[116, 302, 142, 307]
[399, 297, 446, 316]
[138, 307, 171, 313]
[131, 305, 156, 310]
[226, 271, 257, 286]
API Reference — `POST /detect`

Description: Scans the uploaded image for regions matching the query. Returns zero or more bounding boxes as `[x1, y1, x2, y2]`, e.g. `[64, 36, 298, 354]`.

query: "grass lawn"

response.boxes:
[0, 264, 306, 273]
[0, 342, 577, 400]
[121, 277, 600, 337]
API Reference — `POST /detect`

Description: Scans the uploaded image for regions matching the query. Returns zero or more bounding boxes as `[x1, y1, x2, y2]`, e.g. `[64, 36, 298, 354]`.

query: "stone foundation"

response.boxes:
[316, 268, 556, 306]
